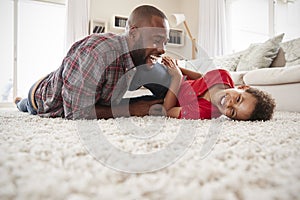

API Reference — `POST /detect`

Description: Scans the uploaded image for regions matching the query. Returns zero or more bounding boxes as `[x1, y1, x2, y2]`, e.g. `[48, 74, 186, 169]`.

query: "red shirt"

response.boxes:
[177, 69, 234, 119]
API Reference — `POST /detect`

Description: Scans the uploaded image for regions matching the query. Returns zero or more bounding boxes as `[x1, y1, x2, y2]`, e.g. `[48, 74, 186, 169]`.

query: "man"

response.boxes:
[15, 5, 170, 119]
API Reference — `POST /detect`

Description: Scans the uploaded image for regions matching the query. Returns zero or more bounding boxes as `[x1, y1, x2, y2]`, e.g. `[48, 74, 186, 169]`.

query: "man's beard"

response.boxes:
[130, 49, 147, 67]
[130, 37, 147, 67]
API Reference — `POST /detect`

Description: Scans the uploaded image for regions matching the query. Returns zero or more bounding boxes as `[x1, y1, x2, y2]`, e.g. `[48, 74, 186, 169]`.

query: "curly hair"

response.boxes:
[245, 87, 276, 121]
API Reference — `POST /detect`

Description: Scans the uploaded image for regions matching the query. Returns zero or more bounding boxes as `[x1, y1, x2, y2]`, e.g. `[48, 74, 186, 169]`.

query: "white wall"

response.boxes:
[179, 0, 199, 58]
[90, 0, 199, 59]
[90, 0, 182, 31]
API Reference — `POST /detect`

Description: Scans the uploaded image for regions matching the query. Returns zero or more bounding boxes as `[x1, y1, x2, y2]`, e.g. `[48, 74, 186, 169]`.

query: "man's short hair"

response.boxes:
[127, 5, 167, 27]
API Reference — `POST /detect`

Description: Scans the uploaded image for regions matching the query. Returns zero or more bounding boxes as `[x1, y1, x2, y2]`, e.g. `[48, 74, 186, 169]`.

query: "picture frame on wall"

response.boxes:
[111, 15, 128, 32]
[90, 19, 107, 34]
[168, 28, 184, 46]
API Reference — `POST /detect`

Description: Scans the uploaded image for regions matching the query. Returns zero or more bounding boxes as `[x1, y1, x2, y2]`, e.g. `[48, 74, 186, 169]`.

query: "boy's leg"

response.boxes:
[143, 83, 169, 99]
[130, 63, 171, 99]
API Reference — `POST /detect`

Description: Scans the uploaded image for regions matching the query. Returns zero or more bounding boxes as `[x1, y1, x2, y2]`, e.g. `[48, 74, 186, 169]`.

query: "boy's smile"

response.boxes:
[213, 87, 257, 120]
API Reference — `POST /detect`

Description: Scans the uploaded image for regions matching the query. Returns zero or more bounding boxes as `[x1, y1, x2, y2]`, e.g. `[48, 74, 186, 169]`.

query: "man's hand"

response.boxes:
[149, 103, 167, 116]
[129, 99, 164, 117]
[95, 99, 165, 119]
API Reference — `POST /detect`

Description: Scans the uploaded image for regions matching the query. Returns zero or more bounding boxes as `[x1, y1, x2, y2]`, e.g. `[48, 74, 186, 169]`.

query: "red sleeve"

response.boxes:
[203, 69, 235, 89]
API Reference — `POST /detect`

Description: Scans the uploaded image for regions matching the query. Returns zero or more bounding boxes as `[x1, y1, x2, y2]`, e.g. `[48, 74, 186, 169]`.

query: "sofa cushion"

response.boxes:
[270, 47, 286, 67]
[229, 71, 247, 85]
[281, 37, 300, 66]
[213, 51, 245, 71]
[236, 33, 284, 71]
[243, 65, 300, 85]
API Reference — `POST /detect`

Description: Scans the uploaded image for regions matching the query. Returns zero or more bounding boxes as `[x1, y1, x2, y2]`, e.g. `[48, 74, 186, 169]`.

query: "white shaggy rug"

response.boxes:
[0, 108, 300, 200]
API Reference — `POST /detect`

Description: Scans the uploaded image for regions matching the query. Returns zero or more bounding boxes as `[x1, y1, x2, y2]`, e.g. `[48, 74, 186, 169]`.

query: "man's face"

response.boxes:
[130, 16, 169, 69]
[214, 87, 257, 120]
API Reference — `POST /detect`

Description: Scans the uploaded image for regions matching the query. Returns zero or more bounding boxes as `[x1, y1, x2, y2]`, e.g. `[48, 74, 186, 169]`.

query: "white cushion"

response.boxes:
[243, 65, 300, 85]
[252, 83, 300, 112]
[183, 58, 217, 74]
[281, 37, 300, 66]
[229, 71, 247, 85]
[236, 33, 284, 71]
[213, 51, 245, 71]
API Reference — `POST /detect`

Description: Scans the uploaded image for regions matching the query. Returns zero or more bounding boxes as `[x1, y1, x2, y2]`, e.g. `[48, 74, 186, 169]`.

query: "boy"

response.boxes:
[160, 56, 275, 121]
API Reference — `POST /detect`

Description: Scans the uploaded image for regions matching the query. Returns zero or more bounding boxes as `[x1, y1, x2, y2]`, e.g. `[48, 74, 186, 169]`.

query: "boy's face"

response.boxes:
[215, 87, 257, 120]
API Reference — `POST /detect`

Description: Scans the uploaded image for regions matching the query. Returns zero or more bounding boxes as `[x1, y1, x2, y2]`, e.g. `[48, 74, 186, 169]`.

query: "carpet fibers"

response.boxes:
[0, 108, 299, 200]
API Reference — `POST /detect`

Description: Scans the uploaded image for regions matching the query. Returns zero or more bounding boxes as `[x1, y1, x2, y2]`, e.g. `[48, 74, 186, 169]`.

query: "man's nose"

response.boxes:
[156, 47, 165, 55]
[159, 48, 165, 54]
[156, 42, 166, 50]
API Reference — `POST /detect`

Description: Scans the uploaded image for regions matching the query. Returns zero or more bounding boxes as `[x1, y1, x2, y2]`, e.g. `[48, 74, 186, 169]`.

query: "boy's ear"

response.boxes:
[237, 85, 250, 90]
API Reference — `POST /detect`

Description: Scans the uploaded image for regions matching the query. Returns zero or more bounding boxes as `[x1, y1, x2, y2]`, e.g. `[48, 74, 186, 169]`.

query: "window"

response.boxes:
[225, 0, 300, 53]
[225, 0, 270, 53]
[0, 0, 14, 104]
[18, 0, 66, 97]
[33, 0, 65, 5]
[275, 0, 300, 41]
[0, 0, 66, 105]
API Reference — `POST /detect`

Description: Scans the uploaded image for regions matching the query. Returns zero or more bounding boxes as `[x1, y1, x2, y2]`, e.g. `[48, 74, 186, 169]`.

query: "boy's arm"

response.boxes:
[162, 75, 182, 112]
[165, 107, 182, 118]
[179, 67, 202, 80]
[161, 57, 183, 118]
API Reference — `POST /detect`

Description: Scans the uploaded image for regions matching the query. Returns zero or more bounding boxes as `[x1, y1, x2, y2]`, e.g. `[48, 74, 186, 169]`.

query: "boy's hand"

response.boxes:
[162, 56, 182, 78]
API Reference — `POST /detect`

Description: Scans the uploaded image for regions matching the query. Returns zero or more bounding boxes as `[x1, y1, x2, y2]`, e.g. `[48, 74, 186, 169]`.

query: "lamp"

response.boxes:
[170, 14, 198, 59]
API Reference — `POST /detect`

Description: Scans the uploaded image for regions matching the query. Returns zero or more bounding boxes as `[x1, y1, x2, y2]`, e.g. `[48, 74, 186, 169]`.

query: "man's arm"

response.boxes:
[95, 99, 163, 119]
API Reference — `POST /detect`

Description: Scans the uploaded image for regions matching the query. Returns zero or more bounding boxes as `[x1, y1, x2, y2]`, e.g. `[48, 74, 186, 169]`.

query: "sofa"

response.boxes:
[181, 33, 300, 112]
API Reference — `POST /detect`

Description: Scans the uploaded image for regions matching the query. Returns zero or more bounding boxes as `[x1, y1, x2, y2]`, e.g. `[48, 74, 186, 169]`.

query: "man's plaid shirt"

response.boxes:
[34, 33, 136, 119]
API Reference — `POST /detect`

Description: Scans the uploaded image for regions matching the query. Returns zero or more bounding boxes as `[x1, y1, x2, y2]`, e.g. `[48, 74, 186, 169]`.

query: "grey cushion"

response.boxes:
[236, 33, 284, 71]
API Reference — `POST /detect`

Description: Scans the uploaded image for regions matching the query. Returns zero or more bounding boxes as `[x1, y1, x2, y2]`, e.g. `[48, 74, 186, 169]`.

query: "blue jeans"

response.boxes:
[16, 98, 37, 115]
[16, 81, 38, 115]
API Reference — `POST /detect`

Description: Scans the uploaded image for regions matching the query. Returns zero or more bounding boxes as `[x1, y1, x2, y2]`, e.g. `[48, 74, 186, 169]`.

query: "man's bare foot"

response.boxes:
[14, 97, 22, 105]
